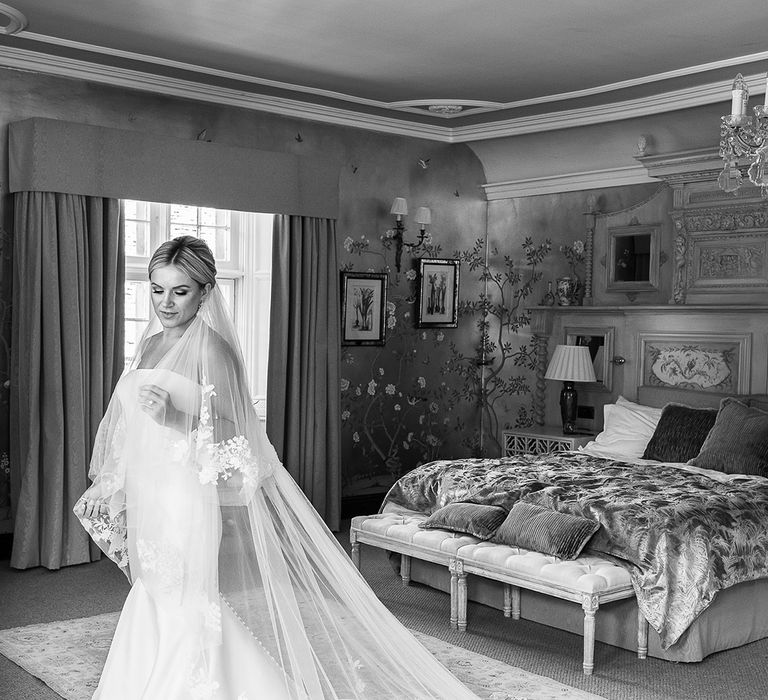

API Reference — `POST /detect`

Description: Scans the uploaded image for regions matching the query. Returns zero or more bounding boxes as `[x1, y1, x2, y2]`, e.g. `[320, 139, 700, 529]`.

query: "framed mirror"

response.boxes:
[564, 326, 615, 392]
[606, 224, 660, 293]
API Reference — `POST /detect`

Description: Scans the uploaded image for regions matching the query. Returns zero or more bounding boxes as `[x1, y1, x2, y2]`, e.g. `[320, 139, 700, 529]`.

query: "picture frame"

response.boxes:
[417, 258, 460, 328]
[606, 224, 660, 293]
[637, 332, 751, 394]
[564, 326, 615, 392]
[340, 271, 388, 346]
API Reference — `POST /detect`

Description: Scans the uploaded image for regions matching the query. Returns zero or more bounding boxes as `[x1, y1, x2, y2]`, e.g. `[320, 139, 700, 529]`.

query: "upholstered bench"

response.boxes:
[350, 512, 648, 675]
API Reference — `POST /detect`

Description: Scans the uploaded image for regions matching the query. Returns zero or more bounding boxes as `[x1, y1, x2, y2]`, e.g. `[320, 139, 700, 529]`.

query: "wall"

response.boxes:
[0, 67, 492, 516]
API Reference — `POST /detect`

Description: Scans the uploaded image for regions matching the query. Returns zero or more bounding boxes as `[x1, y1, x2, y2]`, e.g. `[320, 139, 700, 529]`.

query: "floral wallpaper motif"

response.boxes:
[339, 230, 550, 497]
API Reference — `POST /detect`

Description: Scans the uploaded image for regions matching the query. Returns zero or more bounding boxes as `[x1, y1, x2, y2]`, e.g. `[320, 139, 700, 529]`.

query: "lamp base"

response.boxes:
[559, 381, 578, 434]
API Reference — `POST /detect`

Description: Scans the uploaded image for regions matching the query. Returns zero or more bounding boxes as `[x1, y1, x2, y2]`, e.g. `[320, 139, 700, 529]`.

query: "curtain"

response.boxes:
[10, 192, 124, 569]
[267, 215, 341, 530]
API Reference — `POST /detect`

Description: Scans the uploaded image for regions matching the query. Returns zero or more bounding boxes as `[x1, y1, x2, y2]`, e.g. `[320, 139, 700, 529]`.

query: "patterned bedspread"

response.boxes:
[381, 452, 768, 649]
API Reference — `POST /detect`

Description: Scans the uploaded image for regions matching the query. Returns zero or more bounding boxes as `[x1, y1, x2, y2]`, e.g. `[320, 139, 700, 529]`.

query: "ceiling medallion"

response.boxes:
[428, 105, 464, 115]
[0, 3, 27, 35]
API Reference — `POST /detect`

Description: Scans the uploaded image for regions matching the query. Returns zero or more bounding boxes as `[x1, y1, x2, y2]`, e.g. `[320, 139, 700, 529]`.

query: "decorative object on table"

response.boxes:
[340, 271, 388, 346]
[544, 344, 596, 434]
[387, 197, 433, 272]
[541, 280, 555, 306]
[417, 258, 459, 328]
[556, 239, 586, 305]
[718, 72, 768, 196]
[555, 276, 580, 306]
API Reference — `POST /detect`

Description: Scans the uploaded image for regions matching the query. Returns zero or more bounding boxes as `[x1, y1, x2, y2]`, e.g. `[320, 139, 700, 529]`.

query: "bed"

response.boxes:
[379, 387, 768, 662]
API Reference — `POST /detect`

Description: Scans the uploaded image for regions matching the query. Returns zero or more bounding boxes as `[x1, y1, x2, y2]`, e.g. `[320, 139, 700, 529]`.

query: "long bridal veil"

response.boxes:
[76, 286, 477, 699]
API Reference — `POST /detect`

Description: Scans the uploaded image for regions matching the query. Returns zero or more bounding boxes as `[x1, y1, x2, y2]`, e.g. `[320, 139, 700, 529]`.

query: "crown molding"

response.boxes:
[482, 165, 653, 199]
[0, 43, 764, 145]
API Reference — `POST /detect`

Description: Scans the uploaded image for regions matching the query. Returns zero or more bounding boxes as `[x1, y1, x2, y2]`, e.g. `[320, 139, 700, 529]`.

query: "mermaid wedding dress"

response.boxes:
[75, 288, 477, 699]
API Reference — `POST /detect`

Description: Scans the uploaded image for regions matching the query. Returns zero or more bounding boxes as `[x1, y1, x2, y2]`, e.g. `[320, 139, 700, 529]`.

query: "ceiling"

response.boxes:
[1, 0, 767, 142]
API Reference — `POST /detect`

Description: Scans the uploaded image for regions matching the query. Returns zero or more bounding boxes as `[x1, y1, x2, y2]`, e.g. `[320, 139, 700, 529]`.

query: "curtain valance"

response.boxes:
[8, 118, 339, 219]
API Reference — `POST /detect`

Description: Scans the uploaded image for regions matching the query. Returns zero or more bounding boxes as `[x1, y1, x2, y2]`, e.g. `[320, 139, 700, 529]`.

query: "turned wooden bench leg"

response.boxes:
[637, 605, 649, 659]
[502, 584, 521, 619]
[400, 554, 411, 586]
[350, 531, 360, 569]
[581, 593, 599, 676]
[455, 560, 468, 632]
[449, 559, 459, 629]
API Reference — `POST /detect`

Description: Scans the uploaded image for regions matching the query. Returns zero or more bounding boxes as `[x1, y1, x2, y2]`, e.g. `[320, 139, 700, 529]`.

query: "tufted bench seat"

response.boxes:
[350, 512, 648, 675]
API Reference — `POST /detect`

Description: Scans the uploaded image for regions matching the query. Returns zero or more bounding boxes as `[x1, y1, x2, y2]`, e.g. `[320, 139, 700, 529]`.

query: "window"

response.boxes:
[123, 200, 273, 414]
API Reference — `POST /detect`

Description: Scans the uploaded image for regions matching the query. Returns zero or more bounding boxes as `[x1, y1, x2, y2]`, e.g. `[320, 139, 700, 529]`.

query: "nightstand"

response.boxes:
[502, 425, 594, 457]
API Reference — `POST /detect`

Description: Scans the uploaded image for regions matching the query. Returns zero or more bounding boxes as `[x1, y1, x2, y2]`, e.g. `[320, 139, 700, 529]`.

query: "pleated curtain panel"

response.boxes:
[10, 192, 124, 569]
[268, 215, 342, 531]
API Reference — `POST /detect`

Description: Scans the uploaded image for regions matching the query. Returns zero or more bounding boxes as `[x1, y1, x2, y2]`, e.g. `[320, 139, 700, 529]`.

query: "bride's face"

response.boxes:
[150, 264, 209, 333]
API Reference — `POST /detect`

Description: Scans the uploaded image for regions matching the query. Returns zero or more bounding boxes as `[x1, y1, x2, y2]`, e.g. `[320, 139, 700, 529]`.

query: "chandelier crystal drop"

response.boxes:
[719, 73, 768, 197]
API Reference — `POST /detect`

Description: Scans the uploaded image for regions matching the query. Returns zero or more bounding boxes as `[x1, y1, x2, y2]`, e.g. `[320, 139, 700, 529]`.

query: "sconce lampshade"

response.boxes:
[414, 207, 431, 226]
[545, 345, 596, 434]
[390, 197, 408, 217]
[544, 345, 596, 383]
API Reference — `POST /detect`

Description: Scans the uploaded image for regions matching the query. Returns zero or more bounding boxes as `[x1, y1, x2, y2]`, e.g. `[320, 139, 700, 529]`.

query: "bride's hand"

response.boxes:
[138, 384, 178, 427]
[75, 496, 109, 519]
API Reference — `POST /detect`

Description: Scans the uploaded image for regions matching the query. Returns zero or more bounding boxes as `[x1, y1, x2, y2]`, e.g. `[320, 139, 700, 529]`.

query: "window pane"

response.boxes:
[170, 204, 197, 225]
[125, 280, 151, 319]
[125, 220, 150, 257]
[171, 224, 199, 239]
[199, 208, 218, 226]
[199, 227, 229, 260]
[125, 320, 149, 368]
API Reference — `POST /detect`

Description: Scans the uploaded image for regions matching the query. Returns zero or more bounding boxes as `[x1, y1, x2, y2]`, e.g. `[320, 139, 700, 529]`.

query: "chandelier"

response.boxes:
[718, 73, 768, 196]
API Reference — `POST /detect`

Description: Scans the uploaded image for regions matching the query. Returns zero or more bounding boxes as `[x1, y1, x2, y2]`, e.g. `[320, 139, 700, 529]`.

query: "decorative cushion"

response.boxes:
[580, 396, 662, 461]
[689, 398, 768, 476]
[642, 403, 718, 463]
[419, 502, 508, 541]
[490, 502, 600, 560]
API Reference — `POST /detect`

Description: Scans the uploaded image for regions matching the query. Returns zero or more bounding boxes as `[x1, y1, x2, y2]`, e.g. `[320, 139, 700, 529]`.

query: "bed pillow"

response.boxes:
[580, 397, 662, 461]
[642, 403, 718, 463]
[689, 398, 768, 476]
[419, 503, 509, 540]
[490, 502, 600, 560]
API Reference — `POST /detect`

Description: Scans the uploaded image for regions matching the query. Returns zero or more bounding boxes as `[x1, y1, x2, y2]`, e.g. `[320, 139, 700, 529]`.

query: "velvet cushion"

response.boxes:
[490, 502, 600, 560]
[642, 403, 718, 462]
[689, 398, 768, 476]
[419, 502, 508, 540]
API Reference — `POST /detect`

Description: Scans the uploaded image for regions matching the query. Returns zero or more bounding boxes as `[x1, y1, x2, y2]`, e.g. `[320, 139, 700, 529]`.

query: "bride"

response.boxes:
[74, 236, 477, 699]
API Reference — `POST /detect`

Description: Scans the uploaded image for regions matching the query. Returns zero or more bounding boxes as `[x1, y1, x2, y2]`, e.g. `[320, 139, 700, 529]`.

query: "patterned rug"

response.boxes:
[0, 612, 604, 700]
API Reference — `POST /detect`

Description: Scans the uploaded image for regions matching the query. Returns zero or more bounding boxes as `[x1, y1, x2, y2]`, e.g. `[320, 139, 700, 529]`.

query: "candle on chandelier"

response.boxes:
[731, 73, 749, 117]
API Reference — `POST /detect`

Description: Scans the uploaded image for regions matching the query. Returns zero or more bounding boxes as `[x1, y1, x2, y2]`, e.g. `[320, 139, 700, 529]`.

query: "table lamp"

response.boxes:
[544, 344, 596, 434]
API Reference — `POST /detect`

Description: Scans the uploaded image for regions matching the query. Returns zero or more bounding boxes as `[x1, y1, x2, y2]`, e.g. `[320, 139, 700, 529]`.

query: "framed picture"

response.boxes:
[417, 258, 459, 328]
[637, 332, 751, 394]
[340, 271, 388, 346]
[564, 326, 615, 392]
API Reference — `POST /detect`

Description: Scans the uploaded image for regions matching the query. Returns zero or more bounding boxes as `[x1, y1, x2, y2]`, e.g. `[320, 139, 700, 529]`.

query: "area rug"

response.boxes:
[0, 612, 604, 700]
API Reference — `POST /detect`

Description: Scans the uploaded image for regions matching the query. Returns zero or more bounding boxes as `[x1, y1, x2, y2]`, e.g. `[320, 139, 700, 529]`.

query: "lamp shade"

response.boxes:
[390, 197, 408, 217]
[414, 206, 431, 225]
[544, 345, 596, 383]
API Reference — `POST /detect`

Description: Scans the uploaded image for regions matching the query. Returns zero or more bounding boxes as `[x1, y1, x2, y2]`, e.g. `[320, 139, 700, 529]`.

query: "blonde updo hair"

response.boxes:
[148, 235, 217, 288]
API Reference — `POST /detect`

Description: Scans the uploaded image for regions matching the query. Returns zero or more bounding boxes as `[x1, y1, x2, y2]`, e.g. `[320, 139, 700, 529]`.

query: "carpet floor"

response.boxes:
[1, 521, 766, 700]
[0, 611, 602, 700]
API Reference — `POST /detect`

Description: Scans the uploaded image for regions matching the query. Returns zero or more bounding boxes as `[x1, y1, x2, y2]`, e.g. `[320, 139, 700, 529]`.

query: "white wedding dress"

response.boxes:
[76, 289, 478, 700]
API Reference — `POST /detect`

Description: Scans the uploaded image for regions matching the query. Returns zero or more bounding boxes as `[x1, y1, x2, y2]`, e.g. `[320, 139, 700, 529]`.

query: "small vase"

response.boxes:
[556, 276, 581, 306]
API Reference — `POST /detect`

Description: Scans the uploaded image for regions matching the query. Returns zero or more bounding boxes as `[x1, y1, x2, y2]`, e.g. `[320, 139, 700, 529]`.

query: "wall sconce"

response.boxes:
[389, 197, 432, 272]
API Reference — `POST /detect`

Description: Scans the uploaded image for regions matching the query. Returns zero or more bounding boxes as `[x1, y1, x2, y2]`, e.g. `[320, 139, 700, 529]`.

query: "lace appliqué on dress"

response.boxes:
[136, 539, 183, 590]
[76, 500, 129, 571]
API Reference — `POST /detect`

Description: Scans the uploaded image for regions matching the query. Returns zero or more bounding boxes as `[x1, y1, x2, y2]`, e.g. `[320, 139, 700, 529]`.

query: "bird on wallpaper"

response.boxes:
[295, 132, 304, 142]
[454, 189, 460, 197]
[196, 129, 211, 142]
[417, 158, 431, 169]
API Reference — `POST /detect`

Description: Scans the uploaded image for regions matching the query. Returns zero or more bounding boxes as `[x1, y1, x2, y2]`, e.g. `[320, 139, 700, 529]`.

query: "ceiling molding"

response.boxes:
[482, 165, 654, 200]
[0, 43, 764, 145]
